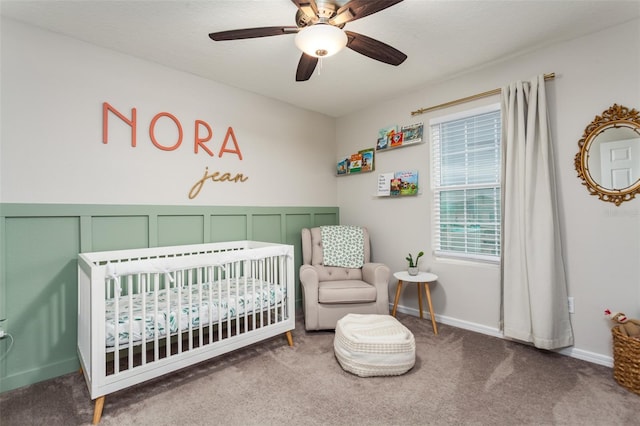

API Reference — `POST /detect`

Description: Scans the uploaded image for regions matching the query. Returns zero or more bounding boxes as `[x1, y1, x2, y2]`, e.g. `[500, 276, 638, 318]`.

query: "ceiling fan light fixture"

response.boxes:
[294, 24, 347, 58]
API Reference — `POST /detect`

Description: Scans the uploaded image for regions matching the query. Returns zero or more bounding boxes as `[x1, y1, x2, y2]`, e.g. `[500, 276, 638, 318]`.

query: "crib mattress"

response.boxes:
[105, 277, 285, 347]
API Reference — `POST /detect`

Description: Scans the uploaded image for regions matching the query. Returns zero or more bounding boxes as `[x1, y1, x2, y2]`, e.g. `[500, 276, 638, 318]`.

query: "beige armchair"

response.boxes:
[299, 227, 390, 330]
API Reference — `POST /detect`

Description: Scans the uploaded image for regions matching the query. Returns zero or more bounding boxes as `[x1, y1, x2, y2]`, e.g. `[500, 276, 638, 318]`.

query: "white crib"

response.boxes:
[77, 241, 295, 424]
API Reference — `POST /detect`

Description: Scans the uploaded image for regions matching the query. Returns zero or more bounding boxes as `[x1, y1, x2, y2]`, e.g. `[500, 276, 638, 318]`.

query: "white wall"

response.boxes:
[0, 18, 337, 207]
[3, 16, 639, 366]
[336, 19, 640, 364]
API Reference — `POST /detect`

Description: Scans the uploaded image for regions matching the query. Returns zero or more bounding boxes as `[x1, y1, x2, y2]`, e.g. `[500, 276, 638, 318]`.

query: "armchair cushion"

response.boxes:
[319, 280, 378, 304]
[320, 225, 365, 268]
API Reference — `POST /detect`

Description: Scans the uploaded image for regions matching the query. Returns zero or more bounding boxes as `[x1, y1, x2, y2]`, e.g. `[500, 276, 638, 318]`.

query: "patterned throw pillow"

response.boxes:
[321, 225, 365, 268]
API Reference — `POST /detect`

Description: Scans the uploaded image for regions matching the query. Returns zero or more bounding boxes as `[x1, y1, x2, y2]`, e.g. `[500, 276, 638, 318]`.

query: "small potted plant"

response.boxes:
[406, 251, 424, 276]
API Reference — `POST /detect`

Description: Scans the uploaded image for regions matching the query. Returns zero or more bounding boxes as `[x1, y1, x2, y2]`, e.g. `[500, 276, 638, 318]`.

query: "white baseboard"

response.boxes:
[392, 304, 613, 368]
[555, 346, 613, 367]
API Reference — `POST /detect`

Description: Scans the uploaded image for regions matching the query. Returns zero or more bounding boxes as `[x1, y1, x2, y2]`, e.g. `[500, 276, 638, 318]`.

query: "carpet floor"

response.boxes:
[1, 312, 638, 425]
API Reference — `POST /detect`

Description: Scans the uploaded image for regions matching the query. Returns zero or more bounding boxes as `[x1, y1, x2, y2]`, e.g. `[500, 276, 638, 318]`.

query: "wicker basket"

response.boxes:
[611, 325, 640, 395]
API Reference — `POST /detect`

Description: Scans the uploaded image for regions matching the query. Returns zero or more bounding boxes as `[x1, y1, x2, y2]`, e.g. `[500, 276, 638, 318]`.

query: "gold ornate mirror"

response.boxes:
[575, 104, 640, 206]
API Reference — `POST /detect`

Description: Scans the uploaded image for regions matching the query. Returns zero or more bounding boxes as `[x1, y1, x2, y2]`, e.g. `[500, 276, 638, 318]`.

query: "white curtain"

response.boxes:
[501, 75, 574, 350]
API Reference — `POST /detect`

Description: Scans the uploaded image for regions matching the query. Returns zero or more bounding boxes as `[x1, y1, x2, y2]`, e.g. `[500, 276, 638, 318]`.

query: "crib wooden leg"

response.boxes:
[92, 396, 105, 425]
[285, 330, 293, 347]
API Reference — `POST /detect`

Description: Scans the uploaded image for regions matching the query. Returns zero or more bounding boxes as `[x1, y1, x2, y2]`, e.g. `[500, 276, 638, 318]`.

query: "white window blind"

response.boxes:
[430, 104, 501, 262]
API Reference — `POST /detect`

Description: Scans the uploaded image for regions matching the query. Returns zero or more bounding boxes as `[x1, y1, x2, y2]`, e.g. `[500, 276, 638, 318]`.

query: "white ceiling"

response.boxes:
[1, 0, 639, 117]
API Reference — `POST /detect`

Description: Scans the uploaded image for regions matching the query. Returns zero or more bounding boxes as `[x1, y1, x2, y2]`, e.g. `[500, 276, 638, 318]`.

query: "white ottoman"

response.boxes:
[334, 314, 415, 377]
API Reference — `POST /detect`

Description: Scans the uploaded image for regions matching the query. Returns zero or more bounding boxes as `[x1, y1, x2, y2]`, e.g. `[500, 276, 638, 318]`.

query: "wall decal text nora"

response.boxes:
[189, 167, 249, 199]
[102, 102, 243, 159]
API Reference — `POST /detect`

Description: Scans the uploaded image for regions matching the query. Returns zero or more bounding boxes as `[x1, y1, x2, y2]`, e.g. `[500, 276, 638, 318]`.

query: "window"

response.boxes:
[430, 104, 501, 262]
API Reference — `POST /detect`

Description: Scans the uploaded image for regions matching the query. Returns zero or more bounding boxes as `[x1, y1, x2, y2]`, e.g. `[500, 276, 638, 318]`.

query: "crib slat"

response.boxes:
[127, 275, 134, 371]
[194, 267, 201, 349]
[187, 269, 193, 350]
[282, 258, 286, 320]
[259, 259, 265, 327]
[234, 260, 240, 337]
[165, 272, 171, 358]
[114, 277, 120, 375]
[242, 269, 248, 334]
[141, 273, 147, 366]
[268, 258, 272, 324]
[217, 267, 222, 342]
[266, 258, 271, 326]
[225, 263, 231, 337]
[177, 271, 182, 355]
[251, 261, 257, 331]
[277, 256, 282, 323]
[272, 256, 278, 323]
[182, 269, 189, 353]
[207, 266, 214, 344]
[153, 273, 160, 362]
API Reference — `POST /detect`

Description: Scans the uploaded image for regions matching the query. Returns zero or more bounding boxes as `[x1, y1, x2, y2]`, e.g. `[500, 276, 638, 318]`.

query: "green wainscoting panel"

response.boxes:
[314, 212, 341, 226]
[284, 214, 315, 305]
[251, 214, 283, 243]
[284, 214, 313, 243]
[158, 215, 205, 246]
[92, 216, 150, 251]
[211, 215, 247, 242]
[0, 204, 338, 393]
[2, 217, 80, 392]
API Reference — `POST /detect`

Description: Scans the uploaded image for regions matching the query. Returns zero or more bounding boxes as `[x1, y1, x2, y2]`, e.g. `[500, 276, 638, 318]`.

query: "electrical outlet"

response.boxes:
[567, 297, 575, 314]
[0, 328, 6, 339]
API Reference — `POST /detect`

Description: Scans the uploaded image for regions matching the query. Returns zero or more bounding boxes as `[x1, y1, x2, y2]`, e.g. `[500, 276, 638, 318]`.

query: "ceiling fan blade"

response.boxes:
[296, 53, 318, 81]
[333, 0, 404, 25]
[345, 31, 407, 66]
[209, 26, 298, 41]
[290, 0, 318, 19]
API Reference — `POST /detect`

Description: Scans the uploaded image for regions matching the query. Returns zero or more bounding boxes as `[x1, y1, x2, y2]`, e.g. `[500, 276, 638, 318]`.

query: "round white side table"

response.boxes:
[392, 271, 439, 335]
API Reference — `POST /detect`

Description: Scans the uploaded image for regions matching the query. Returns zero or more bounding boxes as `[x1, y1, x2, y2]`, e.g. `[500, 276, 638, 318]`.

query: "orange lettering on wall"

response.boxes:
[102, 102, 137, 146]
[149, 112, 183, 151]
[218, 127, 243, 160]
[194, 120, 214, 156]
[102, 103, 244, 157]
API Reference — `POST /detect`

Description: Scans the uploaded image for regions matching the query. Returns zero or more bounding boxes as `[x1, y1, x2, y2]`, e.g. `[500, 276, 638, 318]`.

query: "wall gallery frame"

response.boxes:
[337, 148, 375, 176]
[377, 170, 419, 196]
[376, 123, 424, 151]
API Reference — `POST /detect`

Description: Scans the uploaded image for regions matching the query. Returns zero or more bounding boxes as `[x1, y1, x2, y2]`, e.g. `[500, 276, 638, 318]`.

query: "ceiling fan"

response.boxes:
[208, 0, 407, 81]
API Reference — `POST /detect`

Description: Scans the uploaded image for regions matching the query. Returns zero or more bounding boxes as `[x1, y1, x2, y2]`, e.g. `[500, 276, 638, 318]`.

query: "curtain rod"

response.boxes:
[410, 73, 555, 116]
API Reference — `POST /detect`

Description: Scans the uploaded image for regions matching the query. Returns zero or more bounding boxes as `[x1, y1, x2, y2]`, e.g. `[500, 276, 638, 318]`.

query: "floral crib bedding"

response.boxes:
[105, 277, 285, 348]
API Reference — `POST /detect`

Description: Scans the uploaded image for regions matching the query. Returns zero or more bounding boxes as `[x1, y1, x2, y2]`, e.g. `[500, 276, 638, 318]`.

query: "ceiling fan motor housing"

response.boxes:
[296, 2, 343, 28]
